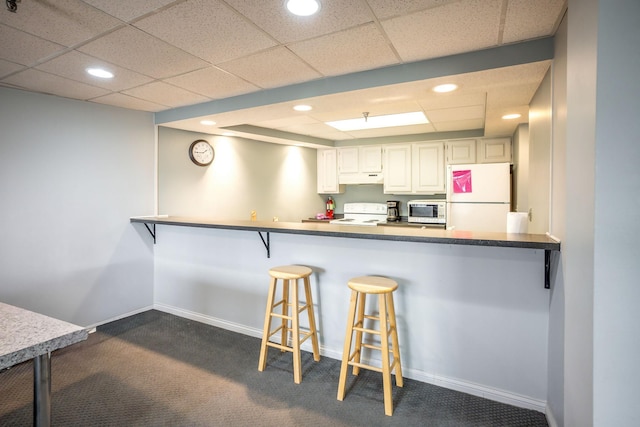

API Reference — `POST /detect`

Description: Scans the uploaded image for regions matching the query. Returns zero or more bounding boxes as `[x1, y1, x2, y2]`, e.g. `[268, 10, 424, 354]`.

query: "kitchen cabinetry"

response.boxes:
[338, 145, 383, 184]
[478, 137, 511, 163]
[317, 149, 344, 194]
[383, 142, 445, 194]
[447, 139, 477, 164]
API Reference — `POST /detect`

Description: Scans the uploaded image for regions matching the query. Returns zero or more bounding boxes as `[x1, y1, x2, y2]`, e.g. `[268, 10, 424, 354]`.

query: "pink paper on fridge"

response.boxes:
[452, 169, 472, 193]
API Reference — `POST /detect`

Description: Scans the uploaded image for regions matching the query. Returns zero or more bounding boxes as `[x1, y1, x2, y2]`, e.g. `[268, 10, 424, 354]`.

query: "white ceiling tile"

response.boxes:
[0, 59, 24, 78]
[163, 67, 259, 99]
[344, 123, 436, 139]
[288, 23, 399, 77]
[0, 24, 65, 66]
[502, 0, 566, 44]
[36, 51, 154, 91]
[225, 0, 375, 44]
[218, 47, 322, 89]
[90, 92, 168, 112]
[122, 81, 210, 108]
[78, 26, 210, 79]
[82, 0, 180, 22]
[418, 92, 487, 110]
[381, 0, 504, 62]
[425, 105, 485, 122]
[2, 69, 109, 99]
[134, 0, 277, 64]
[0, 0, 122, 47]
[433, 118, 484, 132]
[367, 0, 458, 19]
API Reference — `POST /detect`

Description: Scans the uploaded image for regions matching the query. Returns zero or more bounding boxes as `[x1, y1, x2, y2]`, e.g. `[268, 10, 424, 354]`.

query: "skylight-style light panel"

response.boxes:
[326, 112, 429, 131]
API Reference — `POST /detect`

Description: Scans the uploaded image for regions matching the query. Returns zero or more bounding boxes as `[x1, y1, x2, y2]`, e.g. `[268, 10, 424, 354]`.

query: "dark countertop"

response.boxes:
[131, 215, 560, 251]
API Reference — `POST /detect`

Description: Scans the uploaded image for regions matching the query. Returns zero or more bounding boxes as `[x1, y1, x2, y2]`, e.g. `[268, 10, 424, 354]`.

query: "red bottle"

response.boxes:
[325, 196, 335, 219]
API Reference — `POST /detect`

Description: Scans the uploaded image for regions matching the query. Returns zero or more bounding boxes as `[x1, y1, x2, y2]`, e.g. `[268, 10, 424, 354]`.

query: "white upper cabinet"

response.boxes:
[317, 149, 345, 194]
[447, 139, 477, 164]
[412, 142, 445, 193]
[383, 144, 412, 193]
[383, 142, 445, 194]
[478, 137, 512, 163]
[337, 145, 383, 184]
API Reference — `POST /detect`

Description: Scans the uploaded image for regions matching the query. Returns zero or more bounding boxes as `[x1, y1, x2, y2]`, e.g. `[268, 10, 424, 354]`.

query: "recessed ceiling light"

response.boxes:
[502, 113, 522, 120]
[293, 104, 312, 111]
[433, 83, 458, 93]
[326, 112, 428, 131]
[86, 68, 113, 79]
[200, 120, 216, 126]
[286, 0, 320, 16]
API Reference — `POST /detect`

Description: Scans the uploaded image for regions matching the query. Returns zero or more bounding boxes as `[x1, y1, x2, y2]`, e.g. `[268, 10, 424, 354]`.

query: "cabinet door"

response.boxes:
[359, 145, 382, 172]
[317, 149, 344, 194]
[447, 139, 477, 164]
[412, 142, 445, 193]
[383, 144, 412, 194]
[337, 147, 359, 173]
[478, 138, 511, 163]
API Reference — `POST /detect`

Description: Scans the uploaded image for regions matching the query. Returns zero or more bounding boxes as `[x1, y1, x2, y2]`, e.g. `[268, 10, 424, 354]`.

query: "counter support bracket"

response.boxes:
[258, 231, 270, 258]
[544, 250, 551, 289]
[144, 223, 156, 244]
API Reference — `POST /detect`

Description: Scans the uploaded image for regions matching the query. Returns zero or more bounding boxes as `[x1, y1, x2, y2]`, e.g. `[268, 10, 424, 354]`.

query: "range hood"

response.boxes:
[338, 172, 384, 185]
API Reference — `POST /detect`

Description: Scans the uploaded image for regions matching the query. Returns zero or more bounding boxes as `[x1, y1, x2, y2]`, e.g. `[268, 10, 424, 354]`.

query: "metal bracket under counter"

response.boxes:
[137, 219, 272, 258]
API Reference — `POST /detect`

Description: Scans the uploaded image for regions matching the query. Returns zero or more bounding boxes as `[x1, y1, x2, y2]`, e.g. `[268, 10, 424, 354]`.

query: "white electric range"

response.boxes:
[329, 202, 388, 226]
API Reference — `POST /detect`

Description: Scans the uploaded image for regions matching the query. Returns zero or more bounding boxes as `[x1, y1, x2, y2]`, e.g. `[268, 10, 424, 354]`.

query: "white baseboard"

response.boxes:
[153, 303, 547, 414]
[85, 305, 154, 330]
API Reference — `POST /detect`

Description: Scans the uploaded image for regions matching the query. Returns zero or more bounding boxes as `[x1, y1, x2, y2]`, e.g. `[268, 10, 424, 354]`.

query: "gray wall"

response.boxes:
[0, 87, 155, 327]
[158, 126, 323, 222]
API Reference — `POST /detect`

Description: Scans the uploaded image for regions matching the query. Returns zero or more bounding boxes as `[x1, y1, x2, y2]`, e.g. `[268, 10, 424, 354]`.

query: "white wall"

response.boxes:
[158, 126, 323, 222]
[0, 88, 155, 326]
[591, 1, 640, 425]
[512, 123, 530, 213]
[154, 224, 550, 410]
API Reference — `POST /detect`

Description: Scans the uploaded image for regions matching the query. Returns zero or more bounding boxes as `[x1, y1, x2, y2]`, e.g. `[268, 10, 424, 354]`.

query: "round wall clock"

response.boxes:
[188, 139, 214, 166]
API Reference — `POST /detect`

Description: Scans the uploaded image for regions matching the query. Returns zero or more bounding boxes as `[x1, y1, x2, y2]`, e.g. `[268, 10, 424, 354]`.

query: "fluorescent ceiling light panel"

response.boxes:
[86, 68, 113, 79]
[326, 112, 428, 131]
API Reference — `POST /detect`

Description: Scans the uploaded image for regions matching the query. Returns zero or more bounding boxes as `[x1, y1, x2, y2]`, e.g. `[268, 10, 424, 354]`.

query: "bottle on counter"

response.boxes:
[325, 196, 335, 219]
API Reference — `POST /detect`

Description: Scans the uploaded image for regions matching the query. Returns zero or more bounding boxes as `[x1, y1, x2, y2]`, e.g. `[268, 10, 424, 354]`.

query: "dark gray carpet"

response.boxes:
[0, 310, 548, 426]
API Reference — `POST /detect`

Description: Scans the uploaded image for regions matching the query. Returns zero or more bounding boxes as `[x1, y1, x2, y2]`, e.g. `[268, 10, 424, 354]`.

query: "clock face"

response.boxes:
[189, 140, 214, 166]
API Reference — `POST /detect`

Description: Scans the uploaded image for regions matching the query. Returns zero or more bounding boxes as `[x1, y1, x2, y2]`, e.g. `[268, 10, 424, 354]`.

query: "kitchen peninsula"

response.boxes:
[131, 215, 558, 412]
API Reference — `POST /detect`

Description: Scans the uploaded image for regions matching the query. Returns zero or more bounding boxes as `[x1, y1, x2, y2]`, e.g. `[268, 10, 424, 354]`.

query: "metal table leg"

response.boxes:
[33, 353, 51, 427]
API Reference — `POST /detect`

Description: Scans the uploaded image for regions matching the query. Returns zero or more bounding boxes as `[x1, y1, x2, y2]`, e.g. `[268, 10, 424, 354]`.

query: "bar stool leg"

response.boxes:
[387, 292, 403, 387]
[379, 294, 393, 416]
[303, 276, 321, 362]
[337, 289, 358, 401]
[291, 278, 302, 384]
[351, 292, 366, 376]
[281, 279, 290, 351]
[258, 277, 278, 371]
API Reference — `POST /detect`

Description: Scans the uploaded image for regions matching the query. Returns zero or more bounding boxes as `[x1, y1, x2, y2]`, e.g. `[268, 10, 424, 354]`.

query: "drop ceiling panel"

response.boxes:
[78, 26, 210, 79]
[0, 25, 64, 66]
[90, 92, 168, 112]
[288, 23, 399, 77]
[225, 0, 376, 44]
[36, 51, 154, 91]
[82, 0, 180, 23]
[426, 105, 485, 123]
[0, 59, 24, 78]
[381, 0, 504, 62]
[0, 0, 122, 47]
[343, 123, 436, 139]
[122, 81, 210, 108]
[503, 0, 566, 43]
[133, 0, 277, 64]
[218, 47, 322, 89]
[163, 67, 259, 99]
[433, 118, 485, 132]
[417, 92, 487, 110]
[3, 69, 109, 99]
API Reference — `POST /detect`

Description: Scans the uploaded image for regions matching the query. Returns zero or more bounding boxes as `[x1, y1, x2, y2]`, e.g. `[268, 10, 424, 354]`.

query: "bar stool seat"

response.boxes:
[337, 275, 403, 416]
[258, 265, 320, 384]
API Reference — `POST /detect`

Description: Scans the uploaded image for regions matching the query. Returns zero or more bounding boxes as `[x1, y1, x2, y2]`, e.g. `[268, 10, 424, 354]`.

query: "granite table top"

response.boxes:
[0, 302, 88, 370]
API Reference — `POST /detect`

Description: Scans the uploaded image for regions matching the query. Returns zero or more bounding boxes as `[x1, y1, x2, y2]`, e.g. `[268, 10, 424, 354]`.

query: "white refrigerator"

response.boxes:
[446, 163, 511, 232]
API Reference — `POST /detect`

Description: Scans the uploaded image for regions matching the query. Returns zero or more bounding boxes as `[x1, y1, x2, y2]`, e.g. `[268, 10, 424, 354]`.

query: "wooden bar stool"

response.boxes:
[258, 265, 320, 384]
[337, 276, 403, 416]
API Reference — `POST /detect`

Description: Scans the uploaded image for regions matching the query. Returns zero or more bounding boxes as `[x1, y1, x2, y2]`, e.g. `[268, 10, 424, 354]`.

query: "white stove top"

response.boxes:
[330, 202, 388, 226]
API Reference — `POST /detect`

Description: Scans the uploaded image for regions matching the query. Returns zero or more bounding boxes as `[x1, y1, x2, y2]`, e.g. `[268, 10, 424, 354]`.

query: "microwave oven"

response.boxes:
[407, 200, 446, 224]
